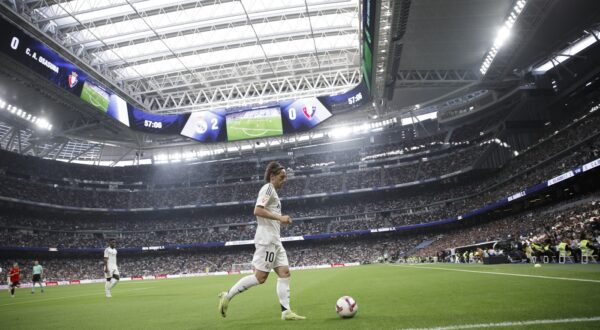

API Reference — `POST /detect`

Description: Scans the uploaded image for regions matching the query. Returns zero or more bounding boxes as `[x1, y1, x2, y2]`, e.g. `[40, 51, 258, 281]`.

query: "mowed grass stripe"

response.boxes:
[394, 264, 600, 283]
[402, 316, 600, 330]
[1, 265, 599, 329]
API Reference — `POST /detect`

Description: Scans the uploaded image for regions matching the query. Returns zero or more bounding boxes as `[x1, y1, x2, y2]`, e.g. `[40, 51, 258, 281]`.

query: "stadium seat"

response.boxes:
[580, 248, 597, 264]
[558, 250, 573, 264]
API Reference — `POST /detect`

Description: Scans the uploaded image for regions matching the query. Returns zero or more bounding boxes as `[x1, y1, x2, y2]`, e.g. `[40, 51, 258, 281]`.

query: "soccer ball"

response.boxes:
[336, 296, 358, 318]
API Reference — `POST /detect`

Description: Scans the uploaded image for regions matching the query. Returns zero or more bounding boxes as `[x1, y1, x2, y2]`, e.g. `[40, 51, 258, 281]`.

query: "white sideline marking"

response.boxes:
[394, 265, 600, 284]
[0, 287, 153, 307]
[402, 316, 600, 330]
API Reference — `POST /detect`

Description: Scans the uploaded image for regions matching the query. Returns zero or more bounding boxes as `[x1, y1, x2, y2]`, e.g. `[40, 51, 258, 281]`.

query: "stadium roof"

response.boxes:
[1, 0, 600, 165]
[21, 0, 362, 114]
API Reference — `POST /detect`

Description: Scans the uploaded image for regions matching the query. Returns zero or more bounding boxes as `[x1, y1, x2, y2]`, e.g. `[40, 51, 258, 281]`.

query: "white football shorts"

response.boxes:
[252, 243, 289, 272]
[104, 266, 120, 278]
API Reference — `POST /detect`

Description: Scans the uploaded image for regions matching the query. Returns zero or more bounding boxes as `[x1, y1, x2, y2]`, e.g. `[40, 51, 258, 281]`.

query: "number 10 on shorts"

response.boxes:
[265, 251, 275, 262]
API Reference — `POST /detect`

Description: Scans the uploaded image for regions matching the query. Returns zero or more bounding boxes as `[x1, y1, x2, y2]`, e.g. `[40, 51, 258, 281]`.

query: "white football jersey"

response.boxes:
[254, 183, 282, 245]
[104, 247, 118, 269]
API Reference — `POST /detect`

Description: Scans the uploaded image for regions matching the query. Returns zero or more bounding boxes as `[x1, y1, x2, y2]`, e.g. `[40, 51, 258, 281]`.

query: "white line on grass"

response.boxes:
[393, 264, 600, 283]
[402, 316, 600, 330]
[0, 286, 153, 308]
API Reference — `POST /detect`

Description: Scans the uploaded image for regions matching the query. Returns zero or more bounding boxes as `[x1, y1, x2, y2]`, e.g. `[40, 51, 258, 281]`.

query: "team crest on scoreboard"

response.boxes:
[302, 105, 317, 120]
[68, 72, 78, 88]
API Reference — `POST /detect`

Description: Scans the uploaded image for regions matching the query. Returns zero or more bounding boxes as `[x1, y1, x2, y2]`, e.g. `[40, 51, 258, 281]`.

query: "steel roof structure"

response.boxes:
[18, 0, 361, 114]
[0, 0, 599, 165]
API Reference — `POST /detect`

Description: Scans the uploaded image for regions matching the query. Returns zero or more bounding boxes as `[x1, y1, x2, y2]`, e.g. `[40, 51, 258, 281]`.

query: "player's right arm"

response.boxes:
[103, 249, 109, 273]
[254, 184, 292, 224]
[254, 206, 292, 224]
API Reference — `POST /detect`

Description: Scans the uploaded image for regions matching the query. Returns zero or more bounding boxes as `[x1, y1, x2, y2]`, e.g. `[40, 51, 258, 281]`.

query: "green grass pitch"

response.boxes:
[80, 82, 109, 113]
[227, 116, 283, 141]
[1, 264, 600, 329]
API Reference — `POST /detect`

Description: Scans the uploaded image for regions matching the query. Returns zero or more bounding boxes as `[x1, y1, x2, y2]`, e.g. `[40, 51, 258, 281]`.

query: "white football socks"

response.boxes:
[109, 278, 119, 289]
[277, 277, 291, 311]
[226, 275, 260, 300]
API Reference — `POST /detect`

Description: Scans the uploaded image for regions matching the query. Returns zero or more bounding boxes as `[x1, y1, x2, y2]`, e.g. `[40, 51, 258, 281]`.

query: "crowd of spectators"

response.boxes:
[2, 235, 420, 282]
[0, 104, 597, 211]
[1, 94, 599, 281]
[0, 117, 598, 249]
[4, 198, 597, 282]
[415, 198, 600, 262]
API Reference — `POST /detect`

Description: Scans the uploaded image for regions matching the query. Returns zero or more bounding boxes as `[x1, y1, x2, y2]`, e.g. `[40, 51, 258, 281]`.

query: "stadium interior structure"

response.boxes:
[0, 0, 600, 283]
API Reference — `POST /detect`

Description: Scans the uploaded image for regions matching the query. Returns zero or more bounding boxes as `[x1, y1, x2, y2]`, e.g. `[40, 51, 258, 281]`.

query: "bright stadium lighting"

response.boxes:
[493, 26, 511, 49]
[35, 118, 50, 130]
[480, 0, 527, 75]
[532, 29, 600, 74]
[329, 126, 352, 138]
[0, 98, 52, 130]
[401, 112, 437, 126]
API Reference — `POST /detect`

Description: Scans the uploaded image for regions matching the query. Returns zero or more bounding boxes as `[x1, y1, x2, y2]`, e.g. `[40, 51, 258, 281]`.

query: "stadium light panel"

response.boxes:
[329, 126, 352, 138]
[493, 26, 511, 49]
[182, 151, 196, 159]
[400, 112, 437, 126]
[532, 29, 600, 74]
[480, 0, 527, 75]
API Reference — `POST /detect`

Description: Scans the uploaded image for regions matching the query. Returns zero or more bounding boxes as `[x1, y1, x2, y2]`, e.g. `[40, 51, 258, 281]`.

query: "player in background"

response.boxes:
[31, 260, 44, 294]
[103, 239, 119, 298]
[218, 161, 305, 321]
[8, 262, 20, 298]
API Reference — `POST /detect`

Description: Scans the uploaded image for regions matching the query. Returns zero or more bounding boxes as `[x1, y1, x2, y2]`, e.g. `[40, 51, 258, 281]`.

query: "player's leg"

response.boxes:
[274, 266, 291, 312]
[109, 271, 120, 289]
[31, 279, 36, 293]
[219, 245, 273, 317]
[218, 270, 266, 318]
[274, 246, 305, 320]
[105, 277, 112, 297]
[10, 282, 18, 297]
[225, 269, 267, 299]
[104, 268, 113, 297]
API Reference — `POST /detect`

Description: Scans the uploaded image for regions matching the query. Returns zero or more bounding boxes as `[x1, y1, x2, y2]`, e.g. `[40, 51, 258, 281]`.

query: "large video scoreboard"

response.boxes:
[0, 15, 369, 143]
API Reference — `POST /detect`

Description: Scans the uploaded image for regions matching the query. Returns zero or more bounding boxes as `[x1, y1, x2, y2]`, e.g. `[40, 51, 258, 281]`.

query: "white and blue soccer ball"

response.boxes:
[336, 296, 358, 318]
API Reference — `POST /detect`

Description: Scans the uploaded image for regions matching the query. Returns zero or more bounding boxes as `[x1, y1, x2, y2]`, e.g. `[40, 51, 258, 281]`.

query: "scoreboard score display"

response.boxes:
[0, 15, 368, 143]
[180, 110, 227, 142]
[0, 17, 87, 98]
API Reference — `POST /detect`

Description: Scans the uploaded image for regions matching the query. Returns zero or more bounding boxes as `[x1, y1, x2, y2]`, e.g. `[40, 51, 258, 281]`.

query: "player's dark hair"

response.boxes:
[264, 161, 284, 183]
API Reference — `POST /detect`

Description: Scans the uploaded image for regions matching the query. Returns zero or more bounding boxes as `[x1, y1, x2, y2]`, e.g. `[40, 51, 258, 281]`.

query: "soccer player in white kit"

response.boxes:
[218, 161, 305, 320]
[103, 238, 119, 298]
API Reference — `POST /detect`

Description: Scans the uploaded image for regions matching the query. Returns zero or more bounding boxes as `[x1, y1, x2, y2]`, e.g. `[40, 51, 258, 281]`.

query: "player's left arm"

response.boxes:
[254, 206, 292, 224]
